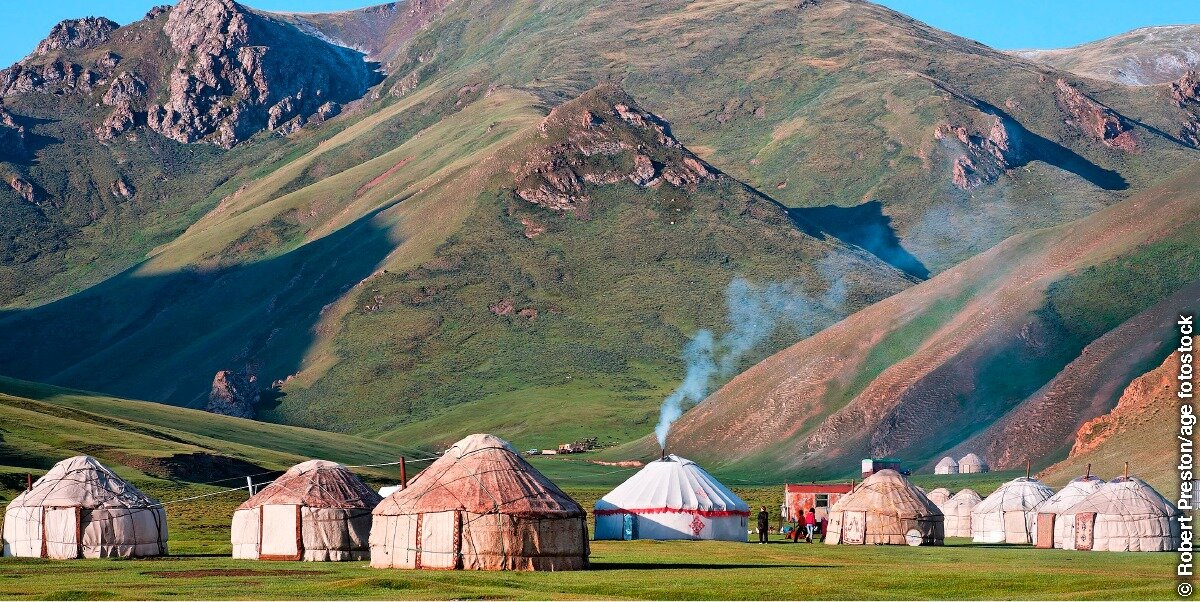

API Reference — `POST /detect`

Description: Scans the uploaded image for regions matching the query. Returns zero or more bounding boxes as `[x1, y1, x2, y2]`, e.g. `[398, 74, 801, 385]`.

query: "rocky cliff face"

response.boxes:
[146, 0, 379, 148]
[33, 17, 119, 56]
[515, 86, 717, 218]
[1054, 79, 1138, 152]
[205, 369, 260, 418]
[0, 104, 28, 160]
[1169, 70, 1200, 147]
[935, 117, 1018, 189]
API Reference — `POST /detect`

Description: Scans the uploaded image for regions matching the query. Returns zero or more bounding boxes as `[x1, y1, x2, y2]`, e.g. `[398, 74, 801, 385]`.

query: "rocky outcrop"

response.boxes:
[7, 175, 40, 203]
[146, 0, 378, 148]
[205, 369, 260, 418]
[33, 17, 119, 56]
[1169, 70, 1200, 147]
[0, 105, 27, 159]
[0, 60, 100, 96]
[110, 176, 135, 198]
[96, 71, 147, 140]
[515, 86, 717, 217]
[1054, 79, 1138, 152]
[935, 117, 1018, 189]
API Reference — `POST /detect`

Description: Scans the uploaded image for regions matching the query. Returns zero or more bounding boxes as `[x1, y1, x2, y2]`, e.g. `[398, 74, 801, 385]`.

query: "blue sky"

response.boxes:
[2, 1, 1199, 67]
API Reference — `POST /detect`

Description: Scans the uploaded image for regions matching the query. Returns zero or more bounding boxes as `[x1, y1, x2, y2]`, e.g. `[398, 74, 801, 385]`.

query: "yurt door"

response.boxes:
[1035, 513, 1055, 549]
[1074, 512, 1096, 551]
[622, 513, 637, 541]
[1003, 511, 1030, 544]
[259, 504, 303, 560]
[842, 511, 866, 545]
[43, 507, 81, 559]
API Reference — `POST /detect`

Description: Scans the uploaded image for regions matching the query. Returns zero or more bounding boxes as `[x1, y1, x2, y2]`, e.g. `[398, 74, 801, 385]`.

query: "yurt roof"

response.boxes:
[373, 434, 584, 518]
[238, 459, 381, 510]
[594, 454, 748, 515]
[935, 456, 958, 468]
[6, 455, 160, 510]
[1036, 475, 1104, 515]
[829, 469, 941, 518]
[973, 477, 1054, 513]
[959, 453, 985, 465]
[1061, 476, 1179, 518]
[927, 488, 952, 503]
[943, 488, 982, 511]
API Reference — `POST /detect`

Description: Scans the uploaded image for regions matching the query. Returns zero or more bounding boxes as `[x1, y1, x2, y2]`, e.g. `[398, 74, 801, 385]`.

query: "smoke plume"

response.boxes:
[654, 267, 849, 448]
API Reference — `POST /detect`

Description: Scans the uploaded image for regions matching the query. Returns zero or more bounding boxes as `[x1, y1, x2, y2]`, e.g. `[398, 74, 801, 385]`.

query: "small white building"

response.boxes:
[934, 456, 959, 475]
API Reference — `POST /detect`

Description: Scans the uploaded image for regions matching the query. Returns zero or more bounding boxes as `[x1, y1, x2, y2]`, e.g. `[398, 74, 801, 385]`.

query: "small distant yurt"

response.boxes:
[942, 488, 981, 538]
[1058, 476, 1181, 552]
[971, 476, 1054, 544]
[594, 454, 748, 541]
[232, 460, 381, 561]
[2, 456, 166, 559]
[370, 434, 588, 571]
[927, 488, 953, 508]
[934, 457, 959, 475]
[958, 453, 988, 474]
[1033, 474, 1104, 548]
[825, 469, 943, 546]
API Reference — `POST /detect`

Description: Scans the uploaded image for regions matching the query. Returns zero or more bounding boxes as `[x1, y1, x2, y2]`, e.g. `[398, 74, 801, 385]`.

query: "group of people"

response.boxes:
[756, 506, 820, 544]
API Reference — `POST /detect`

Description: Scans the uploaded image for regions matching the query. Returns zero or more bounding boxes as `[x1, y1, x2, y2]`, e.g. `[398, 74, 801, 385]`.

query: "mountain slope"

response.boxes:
[667, 163, 1200, 478]
[1014, 25, 1200, 86]
[0, 376, 418, 489]
[1039, 352, 1182, 495]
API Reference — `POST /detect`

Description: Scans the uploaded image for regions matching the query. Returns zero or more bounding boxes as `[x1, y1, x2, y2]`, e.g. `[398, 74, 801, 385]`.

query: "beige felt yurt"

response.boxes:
[370, 434, 588, 571]
[2, 456, 167, 559]
[927, 488, 953, 508]
[971, 477, 1054, 544]
[958, 453, 988, 474]
[934, 457, 959, 475]
[942, 488, 981, 538]
[825, 469, 943, 546]
[1032, 474, 1104, 548]
[231, 460, 381, 561]
[1058, 476, 1181, 552]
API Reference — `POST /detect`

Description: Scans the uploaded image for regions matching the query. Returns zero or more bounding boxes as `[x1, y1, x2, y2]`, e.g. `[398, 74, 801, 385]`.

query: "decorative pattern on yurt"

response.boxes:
[593, 454, 749, 542]
[370, 434, 589, 571]
[825, 469, 943, 546]
[1032, 474, 1104, 549]
[231, 460, 381, 561]
[2, 456, 167, 559]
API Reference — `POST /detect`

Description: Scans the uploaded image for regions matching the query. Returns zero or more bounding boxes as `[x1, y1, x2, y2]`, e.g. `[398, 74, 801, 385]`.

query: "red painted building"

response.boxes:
[782, 483, 854, 523]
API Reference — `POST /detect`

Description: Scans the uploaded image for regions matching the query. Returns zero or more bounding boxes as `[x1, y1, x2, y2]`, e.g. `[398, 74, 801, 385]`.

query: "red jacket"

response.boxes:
[804, 512, 816, 526]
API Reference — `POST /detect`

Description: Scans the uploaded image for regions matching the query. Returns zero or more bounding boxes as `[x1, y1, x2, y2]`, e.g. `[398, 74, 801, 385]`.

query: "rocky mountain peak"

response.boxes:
[33, 17, 119, 56]
[164, 0, 251, 55]
[205, 369, 260, 418]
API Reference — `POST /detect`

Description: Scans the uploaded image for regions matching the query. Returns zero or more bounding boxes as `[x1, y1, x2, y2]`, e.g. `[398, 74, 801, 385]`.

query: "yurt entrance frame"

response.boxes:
[257, 505, 303, 561]
[42, 506, 82, 560]
[411, 511, 464, 570]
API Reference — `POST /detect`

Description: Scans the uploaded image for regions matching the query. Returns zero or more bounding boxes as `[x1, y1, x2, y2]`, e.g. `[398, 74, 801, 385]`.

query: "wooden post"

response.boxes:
[1124, 461, 1129, 479]
[26, 473, 32, 491]
[400, 457, 407, 490]
[1026, 459, 1031, 479]
[246, 476, 254, 497]
[1086, 463, 1091, 479]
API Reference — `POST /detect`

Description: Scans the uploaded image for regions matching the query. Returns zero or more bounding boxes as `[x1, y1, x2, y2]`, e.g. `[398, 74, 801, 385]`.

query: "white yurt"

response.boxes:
[232, 460, 381, 561]
[370, 434, 589, 571]
[958, 453, 988, 474]
[1058, 476, 1181, 552]
[934, 457, 959, 475]
[1033, 474, 1104, 548]
[942, 488, 981, 538]
[825, 469, 943, 546]
[927, 488, 953, 508]
[2, 456, 167, 559]
[971, 476, 1054, 544]
[594, 454, 748, 541]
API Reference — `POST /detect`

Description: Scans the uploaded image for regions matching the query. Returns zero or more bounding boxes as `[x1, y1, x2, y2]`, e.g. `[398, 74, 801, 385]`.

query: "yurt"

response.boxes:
[1032, 474, 1104, 548]
[942, 488, 981, 538]
[594, 454, 748, 541]
[971, 476, 1054, 543]
[958, 453, 988, 474]
[231, 460, 381, 561]
[825, 469, 943, 546]
[927, 488, 953, 508]
[370, 434, 588, 571]
[1, 456, 166, 559]
[934, 457, 959, 475]
[1057, 476, 1181, 552]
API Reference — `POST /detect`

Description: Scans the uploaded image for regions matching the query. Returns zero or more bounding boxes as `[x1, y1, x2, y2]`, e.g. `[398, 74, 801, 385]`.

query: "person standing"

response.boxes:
[757, 506, 770, 544]
[804, 507, 817, 543]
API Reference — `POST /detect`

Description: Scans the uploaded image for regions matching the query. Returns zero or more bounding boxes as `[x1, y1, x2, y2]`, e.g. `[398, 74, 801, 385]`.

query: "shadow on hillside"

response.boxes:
[0, 201, 401, 409]
[788, 201, 929, 279]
